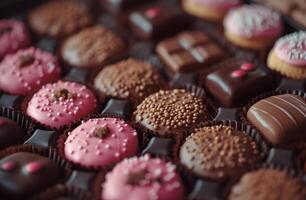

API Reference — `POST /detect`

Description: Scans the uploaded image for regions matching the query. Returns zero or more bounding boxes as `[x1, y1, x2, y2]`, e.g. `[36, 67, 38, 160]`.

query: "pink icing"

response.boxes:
[145, 8, 160, 19]
[240, 63, 255, 71]
[231, 69, 246, 78]
[0, 20, 31, 59]
[24, 161, 43, 174]
[274, 31, 306, 67]
[64, 118, 138, 168]
[0, 47, 61, 95]
[224, 5, 283, 38]
[102, 155, 185, 200]
[1, 161, 16, 172]
[189, 0, 241, 11]
[26, 81, 97, 129]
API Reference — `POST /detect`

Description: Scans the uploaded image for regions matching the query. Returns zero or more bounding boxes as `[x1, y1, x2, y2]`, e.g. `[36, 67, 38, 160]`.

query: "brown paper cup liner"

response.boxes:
[240, 89, 306, 148]
[172, 120, 269, 188]
[132, 85, 218, 148]
[19, 80, 106, 132]
[0, 106, 36, 144]
[57, 114, 141, 171]
[31, 184, 92, 200]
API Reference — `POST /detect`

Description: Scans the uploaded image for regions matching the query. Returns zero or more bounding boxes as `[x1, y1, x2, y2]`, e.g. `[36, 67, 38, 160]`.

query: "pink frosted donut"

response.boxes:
[0, 20, 31, 59]
[64, 117, 138, 168]
[102, 155, 185, 200]
[224, 5, 283, 39]
[0, 47, 61, 95]
[274, 31, 306, 67]
[26, 81, 97, 129]
[188, 0, 241, 11]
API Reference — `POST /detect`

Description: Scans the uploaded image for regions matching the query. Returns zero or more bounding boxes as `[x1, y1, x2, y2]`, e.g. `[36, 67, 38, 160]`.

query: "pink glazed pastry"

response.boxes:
[26, 81, 97, 129]
[267, 31, 306, 79]
[0, 20, 31, 59]
[224, 5, 283, 52]
[182, 0, 241, 22]
[64, 117, 138, 169]
[0, 47, 61, 95]
[102, 155, 185, 200]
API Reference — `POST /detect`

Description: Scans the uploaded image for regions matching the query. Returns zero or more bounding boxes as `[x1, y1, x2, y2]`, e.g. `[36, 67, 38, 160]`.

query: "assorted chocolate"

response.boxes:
[0, 0, 305, 199]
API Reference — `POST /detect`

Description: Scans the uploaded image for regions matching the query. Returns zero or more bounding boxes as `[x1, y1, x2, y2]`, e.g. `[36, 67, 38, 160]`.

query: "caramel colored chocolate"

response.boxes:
[156, 31, 225, 74]
[247, 94, 306, 145]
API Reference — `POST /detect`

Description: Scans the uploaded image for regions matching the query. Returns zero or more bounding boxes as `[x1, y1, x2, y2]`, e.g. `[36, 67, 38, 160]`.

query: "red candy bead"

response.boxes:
[240, 63, 255, 71]
[1, 161, 16, 172]
[231, 70, 246, 78]
[24, 161, 43, 174]
[145, 8, 160, 19]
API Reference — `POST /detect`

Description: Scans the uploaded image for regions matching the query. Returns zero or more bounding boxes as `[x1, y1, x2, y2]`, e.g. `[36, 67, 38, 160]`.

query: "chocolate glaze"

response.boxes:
[24, 129, 58, 148]
[101, 99, 134, 120]
[141, 137, 174, 157]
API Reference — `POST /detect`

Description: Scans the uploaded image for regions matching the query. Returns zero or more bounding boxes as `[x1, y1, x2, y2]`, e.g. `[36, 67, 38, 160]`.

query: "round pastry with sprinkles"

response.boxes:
[61, 25, 125, 69]
[102, 155, 185, 200]
[224, 5, 283, 51]
[134, 89, 210, 137]
[94, 58, 166, 104]
[229, 169, 306, 200]
[0, 20, 31, 59]
[64, 117, 138, 169]
[267, 31, 306, 79]
[28, 0, 92, 38]
[182, 0, 242, 22]
[26, 81, 97, 129]
[0, 47, 61, 96]
[180, 125, 260, 180]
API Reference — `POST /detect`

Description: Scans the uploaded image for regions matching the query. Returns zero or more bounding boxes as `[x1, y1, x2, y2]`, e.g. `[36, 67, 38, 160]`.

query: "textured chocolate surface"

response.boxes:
[134, 89, 210, 137]
[0, 117, 24, 149]
[129, 3, 189, 39]
[205, 59, 273, 107]
[0, 152, 61, 199]
[156, 31, 225, 74]
[180, 125, 260, 180]
[229, 169, 306, 200]
[94, 58, 165, 104]
[247, 94, 306, 145]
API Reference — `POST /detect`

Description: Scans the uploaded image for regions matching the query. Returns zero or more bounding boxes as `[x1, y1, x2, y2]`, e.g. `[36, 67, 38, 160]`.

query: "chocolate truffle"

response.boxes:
[28, 0, 92, 38]
[247, 94, 306, 145]
[0, 152, 61, 199]
[229, 169, 306, 200]
[26, 81, 97, 129]
[61, 25, 125, 69]
[180, 125, 260, 180]
[0, 117, 24, 150]
[134, 89, 210, 137]
[94, 58, 166, 104]
[129, 3, 189, 39]
[156, 30, 225, 74]
[102, 155, 185, 200]
[205, 59, 273, 107]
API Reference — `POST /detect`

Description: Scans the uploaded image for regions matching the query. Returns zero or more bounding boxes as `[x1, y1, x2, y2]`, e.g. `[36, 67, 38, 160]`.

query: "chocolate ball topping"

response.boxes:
[134, 89, 209, 136]
[180, 125, 260, 180]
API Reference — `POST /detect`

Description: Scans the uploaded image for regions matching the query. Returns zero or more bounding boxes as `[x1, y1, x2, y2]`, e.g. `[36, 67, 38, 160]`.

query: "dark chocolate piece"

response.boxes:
[156, 31, 225, 74]
[205, 59, 273, 107]
[267, 148, 294, 168]
[129, 3, 189, 39]
[24, 129, 58, 148]
[64, 68, 90, 84]
[0, 117, 24, 149]
[214, 108, 238, 121]
[101, 0, 152, 14]
[171, 72, 198, 86]
[0, 152, 61, 199]
[101, 99, 134, 120]
[66, 171, 95, 190]
[277, 78, 305, 92]
[141, 137, 174, 156]
[0, 94, 20, 108]
[35, 37, 57, 53]
[247, 94, 306, 145]
[188, 179, 222, 200]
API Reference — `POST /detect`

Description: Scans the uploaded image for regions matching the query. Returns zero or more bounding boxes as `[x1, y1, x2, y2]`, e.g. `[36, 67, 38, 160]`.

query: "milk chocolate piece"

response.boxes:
[205, 59, 273, 107]
[156, 31, 225, 74]
[247, 94, 306, 145]
[129, 3, 189, 39]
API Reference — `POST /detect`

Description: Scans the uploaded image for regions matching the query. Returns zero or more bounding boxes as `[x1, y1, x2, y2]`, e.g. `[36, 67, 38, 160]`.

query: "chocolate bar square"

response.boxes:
[129, 3, 189, 39]
[156, 31, 225, 74]
[205, 59, 273, 107]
